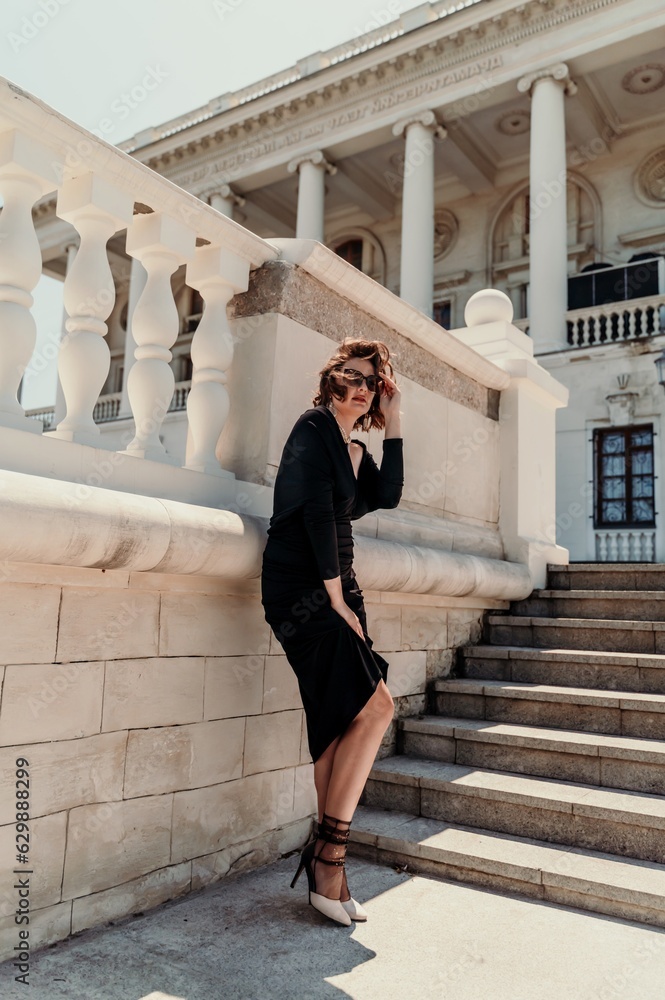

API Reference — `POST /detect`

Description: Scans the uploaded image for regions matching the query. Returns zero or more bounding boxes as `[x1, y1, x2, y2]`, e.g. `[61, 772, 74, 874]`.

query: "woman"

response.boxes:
[260, 337, 404, 927]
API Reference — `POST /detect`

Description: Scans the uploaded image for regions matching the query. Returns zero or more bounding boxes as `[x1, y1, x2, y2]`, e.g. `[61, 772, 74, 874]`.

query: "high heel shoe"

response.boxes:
[317, 817, 368, 922]
[290, 815, 352, 926]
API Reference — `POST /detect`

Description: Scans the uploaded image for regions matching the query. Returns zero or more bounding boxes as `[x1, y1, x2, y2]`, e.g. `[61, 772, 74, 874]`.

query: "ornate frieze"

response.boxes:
[146, 0, 621, 190]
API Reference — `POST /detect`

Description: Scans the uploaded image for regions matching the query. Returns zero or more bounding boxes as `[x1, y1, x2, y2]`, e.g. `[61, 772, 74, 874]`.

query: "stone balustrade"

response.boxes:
[595, 527, 656, 563]
[567, 293, 665, 348]
[0, 75, 275, 472]
[511, 294, 665, 348]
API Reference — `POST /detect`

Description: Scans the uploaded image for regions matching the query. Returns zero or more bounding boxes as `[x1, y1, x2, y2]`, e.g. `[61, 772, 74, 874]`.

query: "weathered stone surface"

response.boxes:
[171, 769, 296, 863]
[0, 732, 126, 825]
[0, 661, 104, 746]
[401, 606, 447, 650]
[102, 657, 205, 731]
[0, 900, 72, 965]
[56, 589, 159, 662]
[191, 816, 311, 891]
[455, 740, 601, 785]
[243, 710, 302, 775]
[364, 601, 402, 651]
[159, 593, 270, 657]
[71, 861, 192, 935]
[263, 655, 302, 713]
[0, 583, 60, 664]
[124, 719, 245, 797]
[0, 811, 67, 917]
[448, 608, 483, 647]
[62, 795, 173, 899]
[385, 650, 427, 698]
[231, 262, 497, 419]
[204, 655, 264, 719]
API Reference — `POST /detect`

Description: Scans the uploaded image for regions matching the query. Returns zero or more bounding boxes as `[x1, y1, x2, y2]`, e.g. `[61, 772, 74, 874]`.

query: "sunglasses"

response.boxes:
[329, 368, 385, 394]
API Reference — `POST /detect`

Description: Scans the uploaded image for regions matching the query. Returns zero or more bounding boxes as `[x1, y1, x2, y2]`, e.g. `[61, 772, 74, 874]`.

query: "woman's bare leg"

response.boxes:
[313, 736, 339, 823]
[313, 680, 394, 899]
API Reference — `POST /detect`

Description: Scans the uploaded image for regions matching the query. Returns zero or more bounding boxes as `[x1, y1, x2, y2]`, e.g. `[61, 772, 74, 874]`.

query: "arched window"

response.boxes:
[489, 176, 600, 319]
[328, 229, 387, 286]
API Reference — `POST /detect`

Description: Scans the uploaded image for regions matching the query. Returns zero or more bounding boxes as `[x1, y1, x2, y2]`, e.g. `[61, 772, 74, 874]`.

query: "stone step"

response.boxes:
[434, 677, 665, 740]
[349, 804, 665, 928]
[486, 615, 665, 654]
[397, 715, 665, 795]
[460, 645, 665, 694]
[547, 563, 665, 592]
[511, 591, 665, 622]
[362, 756, 665, 864]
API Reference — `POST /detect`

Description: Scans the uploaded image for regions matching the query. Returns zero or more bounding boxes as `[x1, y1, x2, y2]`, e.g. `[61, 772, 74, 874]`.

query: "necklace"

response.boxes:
[329, 405, 351, 445]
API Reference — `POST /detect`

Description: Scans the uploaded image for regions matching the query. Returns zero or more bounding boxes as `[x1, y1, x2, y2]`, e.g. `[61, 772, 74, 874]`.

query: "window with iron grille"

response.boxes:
[593, 424, 655, 528]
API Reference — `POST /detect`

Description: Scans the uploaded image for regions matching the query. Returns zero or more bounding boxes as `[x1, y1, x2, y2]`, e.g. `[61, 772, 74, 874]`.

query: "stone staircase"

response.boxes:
[351, 563, 665, 927]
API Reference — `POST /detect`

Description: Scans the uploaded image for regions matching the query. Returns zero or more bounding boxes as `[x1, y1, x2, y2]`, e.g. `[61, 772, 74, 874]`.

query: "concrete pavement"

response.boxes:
[1, 853, 664, 999]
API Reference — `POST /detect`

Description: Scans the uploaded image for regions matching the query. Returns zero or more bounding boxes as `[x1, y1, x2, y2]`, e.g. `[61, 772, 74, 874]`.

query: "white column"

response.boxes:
[0, 130, 62, 432]
[287, 151, 336, 242]
[392, 111, 446, 317]
[50, 173, 133, 443]
[53, 242, 77, 427]
[517, 64, 576, 353]
[118, 255, 147, 418]
[184, 245, 250, 476]
[121, 212, 195, 461]
[209, 184, 245, 221]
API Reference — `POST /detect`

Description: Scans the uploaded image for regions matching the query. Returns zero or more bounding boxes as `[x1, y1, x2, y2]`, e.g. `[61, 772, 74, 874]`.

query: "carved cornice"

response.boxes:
[147, 0, 621, 187]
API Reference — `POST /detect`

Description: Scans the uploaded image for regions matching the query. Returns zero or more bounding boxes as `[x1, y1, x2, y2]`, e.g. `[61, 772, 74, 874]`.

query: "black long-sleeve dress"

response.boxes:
[260, 403, 404, 763]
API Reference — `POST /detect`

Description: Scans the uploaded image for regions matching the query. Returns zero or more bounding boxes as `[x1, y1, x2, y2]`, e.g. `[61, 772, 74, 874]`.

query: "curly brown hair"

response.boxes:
[312, 338, 395, 432]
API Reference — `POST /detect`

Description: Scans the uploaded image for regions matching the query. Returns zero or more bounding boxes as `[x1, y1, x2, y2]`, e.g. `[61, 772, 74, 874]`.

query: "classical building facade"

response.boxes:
[31, 0, 665, 561]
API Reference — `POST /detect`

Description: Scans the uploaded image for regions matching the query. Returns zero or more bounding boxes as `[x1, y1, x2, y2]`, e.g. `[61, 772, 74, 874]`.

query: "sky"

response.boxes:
[2, 0, 427, 407]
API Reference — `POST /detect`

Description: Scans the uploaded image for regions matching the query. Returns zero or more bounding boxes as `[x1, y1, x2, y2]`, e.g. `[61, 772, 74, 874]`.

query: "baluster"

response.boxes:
[184, 245, 250, 476]
[607, 533, 619, 561]
[627, 306, 636, 339]
[582, 315, 591, 346]
[0, 130, 62, 431]
[121, 212, 195, 460]
[49, 173, 133, 443]
[596, 532, 607, 561]
[618, 532, 630, 561]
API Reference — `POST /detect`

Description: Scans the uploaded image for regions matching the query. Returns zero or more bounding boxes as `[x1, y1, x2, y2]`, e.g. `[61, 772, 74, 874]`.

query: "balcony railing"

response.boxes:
[513, 294, 665, 347]
[568, 294, 665, 347]
[595, 527, 656, 562]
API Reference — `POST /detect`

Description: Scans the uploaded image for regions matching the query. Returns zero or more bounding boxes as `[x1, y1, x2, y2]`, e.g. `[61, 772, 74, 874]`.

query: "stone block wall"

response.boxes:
[0, 564, 489, 961]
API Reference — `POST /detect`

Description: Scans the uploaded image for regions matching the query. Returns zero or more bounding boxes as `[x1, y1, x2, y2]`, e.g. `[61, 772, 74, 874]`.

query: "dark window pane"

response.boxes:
[602, 478, 625, 499]
[335, 239, 363, 270]
[632, 451, 653, 474]
[633, 476, 654, 498]
[602, 455, 625, 476]
[602, 433, 625, 454]
[633, 499, 655, 522]
[602, 501, 627, 522]
[594, 423, 655, 529]
[632, 429, 653, 447]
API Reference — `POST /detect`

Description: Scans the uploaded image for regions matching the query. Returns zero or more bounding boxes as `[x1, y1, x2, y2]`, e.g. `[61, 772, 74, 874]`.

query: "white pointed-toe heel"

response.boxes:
[342, 896, 368, 922]
[290, 839, 351, 926]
